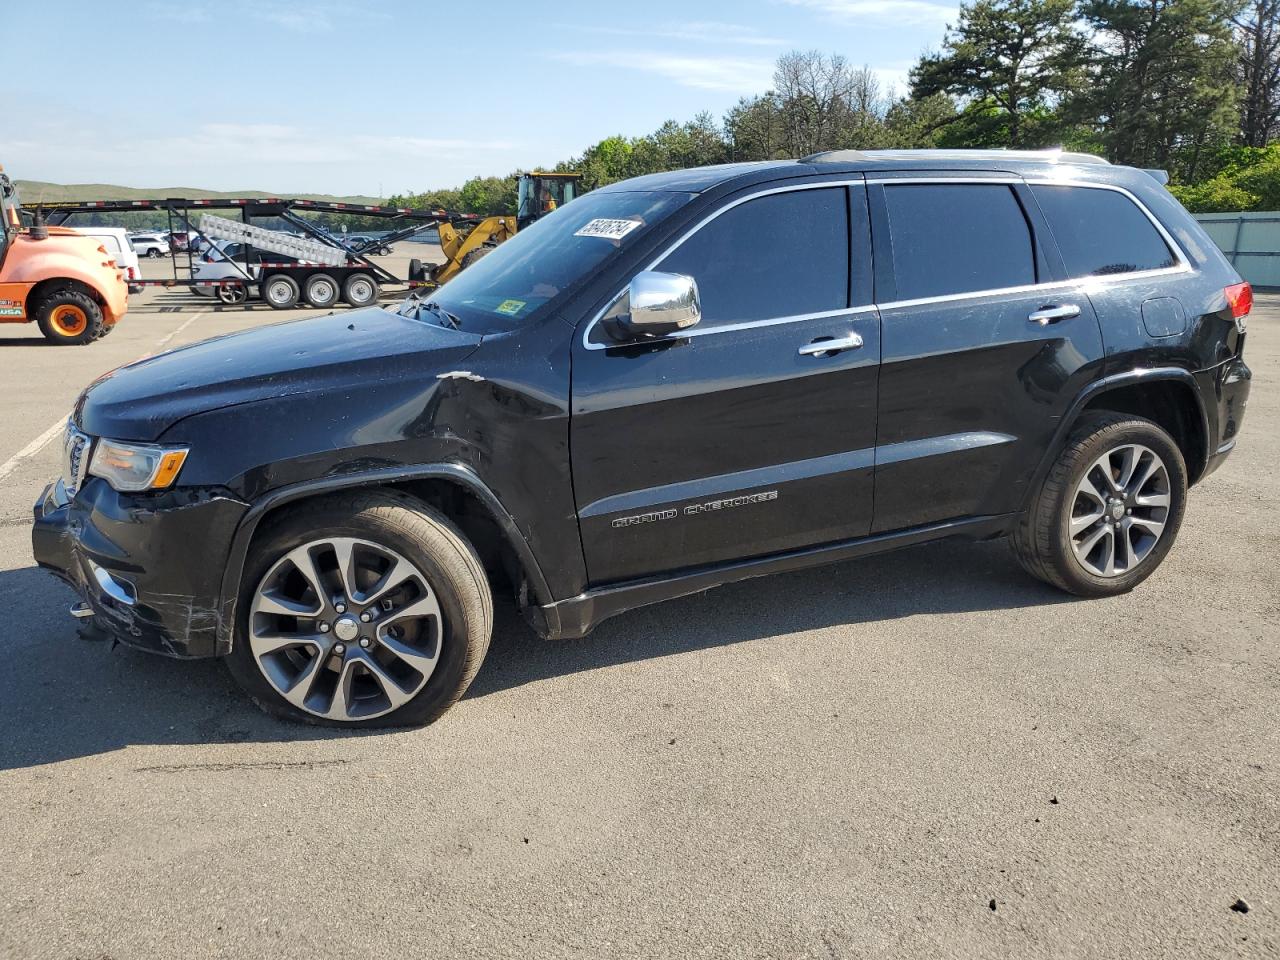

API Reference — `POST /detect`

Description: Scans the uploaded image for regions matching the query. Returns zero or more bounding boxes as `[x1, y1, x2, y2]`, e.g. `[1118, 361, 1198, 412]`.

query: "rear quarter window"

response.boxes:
[1031, 184, 1177, 277]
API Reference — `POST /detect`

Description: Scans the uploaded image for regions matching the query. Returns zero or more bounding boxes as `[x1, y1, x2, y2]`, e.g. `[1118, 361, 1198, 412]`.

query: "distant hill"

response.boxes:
[15, 180, 383, 205]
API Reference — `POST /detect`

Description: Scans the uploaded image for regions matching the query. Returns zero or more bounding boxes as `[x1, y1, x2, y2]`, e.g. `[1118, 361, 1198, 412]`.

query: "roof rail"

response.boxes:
[803, 148, 1110, 166]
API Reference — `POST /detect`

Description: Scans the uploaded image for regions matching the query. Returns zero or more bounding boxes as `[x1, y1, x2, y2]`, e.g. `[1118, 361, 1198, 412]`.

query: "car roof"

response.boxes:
[596, 150, 1142, 195]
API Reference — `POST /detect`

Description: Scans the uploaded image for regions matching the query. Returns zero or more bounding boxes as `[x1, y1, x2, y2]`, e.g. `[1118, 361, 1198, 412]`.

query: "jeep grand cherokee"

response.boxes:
[32, 149, 1252, 727]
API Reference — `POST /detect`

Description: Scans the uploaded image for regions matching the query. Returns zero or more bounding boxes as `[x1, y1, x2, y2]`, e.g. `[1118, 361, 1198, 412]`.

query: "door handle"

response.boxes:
[1028, 304, 1081, 325]
[799, 332, 864, 356]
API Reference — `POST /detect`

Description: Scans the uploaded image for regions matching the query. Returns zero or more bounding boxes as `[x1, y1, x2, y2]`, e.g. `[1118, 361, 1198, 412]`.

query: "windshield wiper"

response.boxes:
[416, 299, 461, 330]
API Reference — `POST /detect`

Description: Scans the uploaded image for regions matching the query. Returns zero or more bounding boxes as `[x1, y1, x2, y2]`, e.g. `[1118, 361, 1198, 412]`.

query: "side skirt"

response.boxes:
[535, 513, 1014, 640]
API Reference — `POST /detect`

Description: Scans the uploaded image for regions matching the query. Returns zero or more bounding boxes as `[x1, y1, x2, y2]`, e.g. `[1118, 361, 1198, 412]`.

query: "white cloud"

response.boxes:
[250, 3, 334, 33]
[577, 22, 784, 46]
[5, 120, 522, 195]
[550, 51, 775, 92]
[780, 0, 957, 28]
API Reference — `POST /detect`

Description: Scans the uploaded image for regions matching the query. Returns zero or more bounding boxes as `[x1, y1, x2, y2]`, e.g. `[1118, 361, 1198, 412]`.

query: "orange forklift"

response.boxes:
[0, 166, 128, 344]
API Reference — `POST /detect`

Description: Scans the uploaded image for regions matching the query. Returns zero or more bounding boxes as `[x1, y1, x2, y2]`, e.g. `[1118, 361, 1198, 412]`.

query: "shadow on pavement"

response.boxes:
[0, 537, 1074, 771]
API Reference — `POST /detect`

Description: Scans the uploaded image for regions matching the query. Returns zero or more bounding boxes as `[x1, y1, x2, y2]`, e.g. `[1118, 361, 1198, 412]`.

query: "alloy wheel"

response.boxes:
[1068, 443, 1171, 578]
[249, 537, 443, 721]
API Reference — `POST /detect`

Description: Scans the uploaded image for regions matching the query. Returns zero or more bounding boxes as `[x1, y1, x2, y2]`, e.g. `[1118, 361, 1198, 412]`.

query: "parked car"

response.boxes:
[345, 235, 393, 255]
[33, 149, 1252, 727]
[190, 243, 296, 304]
[71, 227, 143, 293]
[129, 233, 169, 257]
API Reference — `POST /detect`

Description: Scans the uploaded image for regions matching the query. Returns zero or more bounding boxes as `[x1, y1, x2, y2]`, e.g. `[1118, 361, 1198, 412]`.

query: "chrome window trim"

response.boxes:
[581, 175, 1191, 351]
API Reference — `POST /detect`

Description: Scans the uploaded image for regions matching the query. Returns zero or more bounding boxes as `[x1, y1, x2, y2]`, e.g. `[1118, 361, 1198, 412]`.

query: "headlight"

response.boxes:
[88, 439, 189, 491]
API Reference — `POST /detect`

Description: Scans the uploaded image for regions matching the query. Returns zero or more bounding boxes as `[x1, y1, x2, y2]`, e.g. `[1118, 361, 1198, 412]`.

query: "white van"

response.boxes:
[71, 227, 143, 293]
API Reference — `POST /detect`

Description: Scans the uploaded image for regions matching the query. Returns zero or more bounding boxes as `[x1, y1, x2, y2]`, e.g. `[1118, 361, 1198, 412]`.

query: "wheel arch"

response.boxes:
[215, 463, 554, 653]
[28, 276, 107, 316]
[1026, 368, 1210, 514]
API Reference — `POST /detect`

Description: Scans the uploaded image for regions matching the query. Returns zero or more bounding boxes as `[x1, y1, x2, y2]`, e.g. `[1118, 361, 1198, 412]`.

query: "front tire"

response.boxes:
[1012, 412, 1187, 597]
[262, 273, 300, 310]
[226, 491, 493, 727]
[34, 288, 105, 345]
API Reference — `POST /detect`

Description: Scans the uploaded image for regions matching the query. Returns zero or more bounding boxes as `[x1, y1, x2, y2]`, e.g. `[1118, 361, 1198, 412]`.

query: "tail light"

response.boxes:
[1225, 281, 1252, 333]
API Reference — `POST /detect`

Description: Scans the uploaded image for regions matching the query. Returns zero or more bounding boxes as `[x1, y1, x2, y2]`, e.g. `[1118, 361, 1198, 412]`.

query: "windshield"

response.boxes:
[410, 189, 692, 333]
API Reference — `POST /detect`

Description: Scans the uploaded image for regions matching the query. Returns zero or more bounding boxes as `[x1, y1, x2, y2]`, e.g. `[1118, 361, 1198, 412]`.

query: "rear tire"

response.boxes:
[147, 248, 163, 258]
[226, 491, 493, 728]
[342, 272, 378, 307]
[216, 283, 248, 305]
[1012, 412, 1187, 597]
[262, 273, 300, 310]
[460, 246, 492, 268]
[34, 288, 105, 345]
[303, 273, 340, 309]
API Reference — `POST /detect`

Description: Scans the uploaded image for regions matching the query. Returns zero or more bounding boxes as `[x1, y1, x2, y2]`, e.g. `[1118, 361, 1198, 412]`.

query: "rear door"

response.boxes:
[868, 176, 1105, 533]
[571, 182, 880, 584]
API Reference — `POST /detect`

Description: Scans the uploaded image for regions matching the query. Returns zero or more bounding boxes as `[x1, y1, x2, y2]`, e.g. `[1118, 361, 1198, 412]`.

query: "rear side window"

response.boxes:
[1031, 185, 1176, 277]
[657, 187, 849, 327]
[884, 184, 1035, 300]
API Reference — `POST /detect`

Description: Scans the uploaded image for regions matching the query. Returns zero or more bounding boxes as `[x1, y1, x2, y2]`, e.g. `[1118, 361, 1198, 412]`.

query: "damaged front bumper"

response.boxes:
[32, 478, 248, 658]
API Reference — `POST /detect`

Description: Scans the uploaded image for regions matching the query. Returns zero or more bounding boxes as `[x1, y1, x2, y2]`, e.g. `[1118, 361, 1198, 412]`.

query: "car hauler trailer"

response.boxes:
[25, 196, 478, 308]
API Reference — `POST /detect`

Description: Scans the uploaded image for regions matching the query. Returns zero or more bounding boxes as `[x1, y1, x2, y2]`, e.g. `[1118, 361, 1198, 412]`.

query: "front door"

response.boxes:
[571, 183, 880, 584]
[867, 178, 1105, 533]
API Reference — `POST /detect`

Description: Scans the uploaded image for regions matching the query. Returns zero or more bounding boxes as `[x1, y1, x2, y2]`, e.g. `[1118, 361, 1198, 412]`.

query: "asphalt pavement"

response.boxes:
[0, 273, 1276, 959]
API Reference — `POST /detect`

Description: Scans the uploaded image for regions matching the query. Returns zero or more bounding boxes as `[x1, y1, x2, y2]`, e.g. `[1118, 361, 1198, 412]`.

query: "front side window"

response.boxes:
[656, 187, 850, 328]
[1031, 184, 1177, 277]
[884, 184, 1036, 300]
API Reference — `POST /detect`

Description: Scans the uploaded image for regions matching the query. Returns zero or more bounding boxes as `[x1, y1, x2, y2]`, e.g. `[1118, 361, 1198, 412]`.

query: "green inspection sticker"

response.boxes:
[495, 299, 526, 316]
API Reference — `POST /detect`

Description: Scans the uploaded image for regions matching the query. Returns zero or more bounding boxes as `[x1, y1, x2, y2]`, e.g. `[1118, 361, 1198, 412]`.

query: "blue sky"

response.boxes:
[5, 0, 961, 196]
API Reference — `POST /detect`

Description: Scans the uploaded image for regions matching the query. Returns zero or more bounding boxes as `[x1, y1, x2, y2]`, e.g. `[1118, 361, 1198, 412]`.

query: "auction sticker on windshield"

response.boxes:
[574, 218, 643, 241]
[495, 299, 526, 316]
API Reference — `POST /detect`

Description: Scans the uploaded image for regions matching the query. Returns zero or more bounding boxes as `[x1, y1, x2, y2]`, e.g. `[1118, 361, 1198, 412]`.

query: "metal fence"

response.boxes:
[1195, 212, 1280, 288]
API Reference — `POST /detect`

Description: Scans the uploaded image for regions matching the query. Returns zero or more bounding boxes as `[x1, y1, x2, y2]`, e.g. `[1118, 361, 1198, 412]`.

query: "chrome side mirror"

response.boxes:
[607, 270, 701, 340]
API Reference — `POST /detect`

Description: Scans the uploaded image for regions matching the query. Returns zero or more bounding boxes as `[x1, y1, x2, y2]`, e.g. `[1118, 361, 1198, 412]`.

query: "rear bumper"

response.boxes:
[32, 478, 248, 658]
[1200, 355, 1251, 480]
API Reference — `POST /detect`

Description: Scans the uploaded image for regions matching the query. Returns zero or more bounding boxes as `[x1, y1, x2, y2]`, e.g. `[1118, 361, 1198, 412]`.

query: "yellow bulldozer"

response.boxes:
[419, 171, 580, 287]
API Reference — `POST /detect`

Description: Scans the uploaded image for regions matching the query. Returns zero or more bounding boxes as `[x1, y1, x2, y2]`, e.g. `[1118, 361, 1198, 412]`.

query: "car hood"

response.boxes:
[76, 308, 483, 441]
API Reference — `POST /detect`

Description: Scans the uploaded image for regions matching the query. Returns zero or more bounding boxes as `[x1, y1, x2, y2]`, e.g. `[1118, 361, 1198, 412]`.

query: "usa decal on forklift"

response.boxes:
[574, 218, 643, 241]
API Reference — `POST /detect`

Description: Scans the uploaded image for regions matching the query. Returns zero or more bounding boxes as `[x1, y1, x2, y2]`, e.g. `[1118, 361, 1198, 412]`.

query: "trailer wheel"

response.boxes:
[304, 273, 341, 309]
[217, 283, 249, 305]
[263, 274, 300, 310]
[342, 273, 378, 307]
[408, 259, 426, 282]
[34, 288, 105, 345]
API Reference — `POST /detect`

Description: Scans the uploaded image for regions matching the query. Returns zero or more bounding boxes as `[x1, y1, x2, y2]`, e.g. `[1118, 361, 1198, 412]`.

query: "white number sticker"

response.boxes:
[574, 218, 643, 241]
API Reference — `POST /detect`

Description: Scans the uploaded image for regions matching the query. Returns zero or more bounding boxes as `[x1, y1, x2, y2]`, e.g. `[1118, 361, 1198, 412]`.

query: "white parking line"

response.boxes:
[0, 419, 67, 484]
[153, 310, 205, 352]
[0, 310, 207, 483]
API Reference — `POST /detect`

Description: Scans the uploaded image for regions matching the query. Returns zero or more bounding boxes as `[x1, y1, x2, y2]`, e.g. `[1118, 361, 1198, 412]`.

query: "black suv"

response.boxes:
[33, 150, 1252, 727]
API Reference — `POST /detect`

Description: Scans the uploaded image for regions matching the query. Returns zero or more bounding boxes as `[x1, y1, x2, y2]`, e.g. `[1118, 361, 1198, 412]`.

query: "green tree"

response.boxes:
[911, 0, 1086, 147]
[1071, 0, 1242, 179]
[1234, 0, 1280, 146]
[1169, 143, 1280, 208]
[458, 175, 517, 215]
[883, 93, 962, 148]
